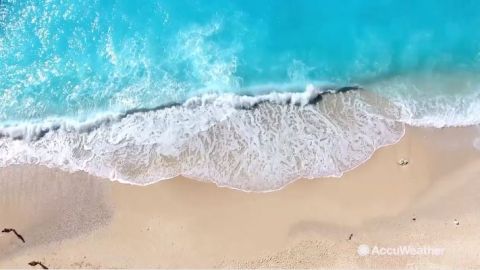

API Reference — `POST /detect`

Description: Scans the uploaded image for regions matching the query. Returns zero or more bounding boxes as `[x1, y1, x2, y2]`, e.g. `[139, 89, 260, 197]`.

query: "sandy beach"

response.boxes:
[1, 125, 480, 269]
[2, 1, 480, 269]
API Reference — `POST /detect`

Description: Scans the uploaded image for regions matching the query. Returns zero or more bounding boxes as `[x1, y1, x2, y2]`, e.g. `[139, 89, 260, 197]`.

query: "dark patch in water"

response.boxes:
[0, 85, 363, 141]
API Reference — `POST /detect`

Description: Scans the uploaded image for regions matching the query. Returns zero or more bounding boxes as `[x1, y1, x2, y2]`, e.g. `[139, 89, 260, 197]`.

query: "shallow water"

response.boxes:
[0, 0, 479, 190]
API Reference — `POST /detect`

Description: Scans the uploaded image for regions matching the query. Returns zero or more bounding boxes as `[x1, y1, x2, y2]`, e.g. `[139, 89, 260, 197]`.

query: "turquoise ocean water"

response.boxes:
[1, 0, 479, 190]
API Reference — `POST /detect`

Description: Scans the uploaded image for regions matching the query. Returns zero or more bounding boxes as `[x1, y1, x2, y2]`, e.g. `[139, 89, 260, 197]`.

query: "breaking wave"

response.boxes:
[1, 80, 479, 191]
[0, 86, 407, 191]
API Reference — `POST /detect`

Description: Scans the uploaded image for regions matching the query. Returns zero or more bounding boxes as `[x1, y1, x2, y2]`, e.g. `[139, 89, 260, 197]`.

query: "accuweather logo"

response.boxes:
[357, 244, 445, 257]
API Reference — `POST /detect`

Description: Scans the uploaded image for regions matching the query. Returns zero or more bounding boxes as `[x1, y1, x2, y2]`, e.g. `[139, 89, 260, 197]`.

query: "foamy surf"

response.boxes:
[366, 72, 480, 128]
[2, 80, 480, 191]
[0, 87, 406, 191]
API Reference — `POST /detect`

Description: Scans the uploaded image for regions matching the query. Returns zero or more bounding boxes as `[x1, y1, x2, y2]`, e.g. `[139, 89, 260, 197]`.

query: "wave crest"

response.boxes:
[0, 88, 404, 191]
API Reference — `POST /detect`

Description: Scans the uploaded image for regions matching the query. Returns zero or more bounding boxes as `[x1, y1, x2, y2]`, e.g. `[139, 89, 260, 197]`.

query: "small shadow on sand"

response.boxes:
[28, 261, 48, 269]
[0, 166, 112, 262]
[2, 228, 25, 243]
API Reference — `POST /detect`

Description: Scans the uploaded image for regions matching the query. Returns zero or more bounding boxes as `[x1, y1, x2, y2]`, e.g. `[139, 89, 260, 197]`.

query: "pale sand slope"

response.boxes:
[1, 126, 480, 269]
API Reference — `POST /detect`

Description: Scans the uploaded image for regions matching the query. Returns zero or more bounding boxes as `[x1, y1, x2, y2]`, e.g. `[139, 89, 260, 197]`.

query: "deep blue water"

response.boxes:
[1, 0, 480, 122]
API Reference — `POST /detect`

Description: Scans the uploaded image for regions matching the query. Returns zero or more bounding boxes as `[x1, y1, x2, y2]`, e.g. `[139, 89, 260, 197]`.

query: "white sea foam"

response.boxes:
[0, 86, 405, 191]
[0, 84, 330, 141]
[1, 77, 479, 191]
[474, 126, 480, 151]
[392, 94, 480, 128]
[474, 138, 480, 151]
[367, 72, 480, 128]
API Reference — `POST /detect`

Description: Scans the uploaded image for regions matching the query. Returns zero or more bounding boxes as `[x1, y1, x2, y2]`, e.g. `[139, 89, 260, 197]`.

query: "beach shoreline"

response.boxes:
[1, 125, 480, 268]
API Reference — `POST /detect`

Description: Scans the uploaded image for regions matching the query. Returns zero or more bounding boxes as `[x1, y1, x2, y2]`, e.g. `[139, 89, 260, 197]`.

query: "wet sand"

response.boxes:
[1, 126, 480, 268]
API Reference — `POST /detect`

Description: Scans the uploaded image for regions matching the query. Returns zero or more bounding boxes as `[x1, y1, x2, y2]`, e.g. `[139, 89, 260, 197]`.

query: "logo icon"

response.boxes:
[357, 244, 370, 256]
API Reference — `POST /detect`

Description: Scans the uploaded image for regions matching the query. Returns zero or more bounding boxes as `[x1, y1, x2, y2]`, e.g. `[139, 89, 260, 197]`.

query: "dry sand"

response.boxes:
[1, 126, 480, 269]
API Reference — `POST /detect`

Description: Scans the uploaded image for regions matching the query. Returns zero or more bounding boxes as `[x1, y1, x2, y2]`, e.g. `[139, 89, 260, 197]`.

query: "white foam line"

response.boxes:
[1, 83, 479, 192]
[0, 84, 335, 141]
[107, 124, 407, 193]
